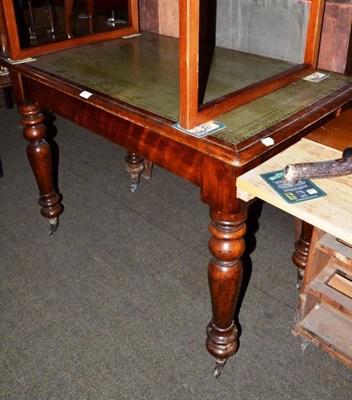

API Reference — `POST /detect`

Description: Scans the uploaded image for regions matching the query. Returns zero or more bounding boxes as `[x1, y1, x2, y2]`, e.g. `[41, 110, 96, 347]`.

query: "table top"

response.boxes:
[18, 32, 352, 149]
[237, 109, 352, 244]
[1, 31, 352, 207]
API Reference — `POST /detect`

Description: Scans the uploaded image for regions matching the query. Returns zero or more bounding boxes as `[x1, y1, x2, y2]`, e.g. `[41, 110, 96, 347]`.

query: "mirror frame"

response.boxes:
[179, 0, 326, 129]
[0, 0, 139, 60]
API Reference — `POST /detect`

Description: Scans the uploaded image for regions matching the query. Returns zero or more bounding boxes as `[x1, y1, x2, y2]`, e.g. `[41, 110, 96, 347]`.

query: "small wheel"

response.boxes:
[342, 147, 352, 159]
[300, 337, 310, 352]
[49, 217, 59, 236]
[296, 271, 304, 291]
[213, 358, 226, 378]
[213, 365, 223, 378]
[130, 181, 139, 193]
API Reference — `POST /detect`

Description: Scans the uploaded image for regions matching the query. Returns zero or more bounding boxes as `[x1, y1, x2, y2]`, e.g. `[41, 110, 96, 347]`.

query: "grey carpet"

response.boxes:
[0, 105, 351, 399]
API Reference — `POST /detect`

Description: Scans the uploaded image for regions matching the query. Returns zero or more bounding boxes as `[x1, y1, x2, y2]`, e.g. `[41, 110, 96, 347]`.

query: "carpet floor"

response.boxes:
[0, 103, 351, 399]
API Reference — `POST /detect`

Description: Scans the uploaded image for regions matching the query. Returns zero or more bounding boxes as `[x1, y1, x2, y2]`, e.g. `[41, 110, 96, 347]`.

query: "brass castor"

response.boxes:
[49, 217, 59, 236]
[213, 358, 227, 378]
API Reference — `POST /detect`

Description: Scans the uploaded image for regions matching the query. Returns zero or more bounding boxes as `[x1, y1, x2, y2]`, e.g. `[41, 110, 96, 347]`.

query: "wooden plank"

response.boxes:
[159, 0, 179, 37]
[318, 3, 352, 73]
[236, 139, 352, 245]
[139, 0, 159, 33]
[328, 273, 352, 299]
[304, 0, 326, 67]
[307, 263, 352, 314]
[179, 0, 200, 129]
[319, 232, 352, 262]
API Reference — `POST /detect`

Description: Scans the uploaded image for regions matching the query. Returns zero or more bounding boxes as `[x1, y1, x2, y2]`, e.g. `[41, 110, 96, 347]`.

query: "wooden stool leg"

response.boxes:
[292, 219, 313, 288]
[19, 102, 63, 235]
[206, 208, 247, 377]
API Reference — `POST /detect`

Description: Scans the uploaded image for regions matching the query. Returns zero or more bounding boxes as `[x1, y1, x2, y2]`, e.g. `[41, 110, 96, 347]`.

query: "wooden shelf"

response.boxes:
[318, 232, 352, 262]
[294, 228, 352, 367]
[294, 301, 352, 368]
[328, 271, 352, 299]
[307, 262, 352, 315]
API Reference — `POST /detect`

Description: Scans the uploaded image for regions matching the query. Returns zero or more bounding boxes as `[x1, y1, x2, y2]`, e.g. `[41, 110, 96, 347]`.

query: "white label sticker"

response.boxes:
[80, 91, 93, 99]
[122, 33, 142, 39]
[306, 188, 318, 195]
[173, 120, 226, 138]
[303, 72, 330, 83]
[261, 137, 275, 146]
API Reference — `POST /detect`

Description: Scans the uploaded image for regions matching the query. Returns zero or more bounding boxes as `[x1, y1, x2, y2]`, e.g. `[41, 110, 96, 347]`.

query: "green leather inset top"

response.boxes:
[32, 32, 352, 145]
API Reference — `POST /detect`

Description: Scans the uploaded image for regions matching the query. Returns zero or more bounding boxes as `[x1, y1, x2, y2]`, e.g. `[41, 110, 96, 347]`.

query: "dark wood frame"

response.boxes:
[0, 0, 139, 60]
[179, 0, 326, 129]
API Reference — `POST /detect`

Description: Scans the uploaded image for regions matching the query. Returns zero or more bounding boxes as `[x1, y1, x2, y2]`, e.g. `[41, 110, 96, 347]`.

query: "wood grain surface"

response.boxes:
[237, 137, 352, 245]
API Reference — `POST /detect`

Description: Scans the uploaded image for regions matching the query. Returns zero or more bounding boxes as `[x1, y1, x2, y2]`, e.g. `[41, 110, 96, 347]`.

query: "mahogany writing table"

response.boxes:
[2, 32, 352, 376]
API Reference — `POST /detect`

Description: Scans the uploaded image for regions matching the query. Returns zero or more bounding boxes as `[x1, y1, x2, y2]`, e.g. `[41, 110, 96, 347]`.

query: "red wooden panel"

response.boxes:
[139, 0, 159, 34]
[318, 3, 352, 73]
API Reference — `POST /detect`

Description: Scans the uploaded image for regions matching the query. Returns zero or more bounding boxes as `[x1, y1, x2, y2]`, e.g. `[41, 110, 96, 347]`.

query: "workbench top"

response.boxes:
[237, 109, 352, 245]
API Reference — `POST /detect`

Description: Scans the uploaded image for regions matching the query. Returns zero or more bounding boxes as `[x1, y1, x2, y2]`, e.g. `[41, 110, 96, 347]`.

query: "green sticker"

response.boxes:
[260, 170, 327, 204]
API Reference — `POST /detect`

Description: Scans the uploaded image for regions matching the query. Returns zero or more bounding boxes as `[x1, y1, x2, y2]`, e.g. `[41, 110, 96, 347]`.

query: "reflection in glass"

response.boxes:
[15, 0, 128, 49]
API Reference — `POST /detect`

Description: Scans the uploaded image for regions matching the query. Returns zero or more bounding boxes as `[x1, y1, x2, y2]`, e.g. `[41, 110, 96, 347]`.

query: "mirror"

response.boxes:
[0, 0, 139, 60]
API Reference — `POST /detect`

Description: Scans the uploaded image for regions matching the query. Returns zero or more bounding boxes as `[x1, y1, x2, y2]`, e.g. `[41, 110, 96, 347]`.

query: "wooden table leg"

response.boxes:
[64, 0, 74, 38]
[141, 159, 154, 180]
[64, 0, 94, 38]
[86, 0, 94, 34]
[292, 219, 313, 288]
[19, 102, 63, 234]
[125, 152, 145, 192]
[206, 207, 247, 377]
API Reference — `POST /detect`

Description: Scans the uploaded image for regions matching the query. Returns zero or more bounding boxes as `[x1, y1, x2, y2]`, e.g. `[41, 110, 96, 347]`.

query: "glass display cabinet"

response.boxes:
[0, 0, 139, 59]
[1, 0, 327, 129]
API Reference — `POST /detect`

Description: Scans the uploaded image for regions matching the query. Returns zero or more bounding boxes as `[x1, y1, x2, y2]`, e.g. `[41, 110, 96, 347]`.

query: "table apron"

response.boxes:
[20, 74, 243, 211]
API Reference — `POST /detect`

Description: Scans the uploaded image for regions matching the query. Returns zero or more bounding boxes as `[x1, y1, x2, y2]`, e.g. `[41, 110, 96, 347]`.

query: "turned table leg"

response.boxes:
[86, 0, 95, 34]
[141, 159, 154, 180]
[64, 0, 74, 38]
[125, 152, 145, 192]
[206, 208, 247, 377]
[19, 102, 62, 235]
[292, 219, 313, 288]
